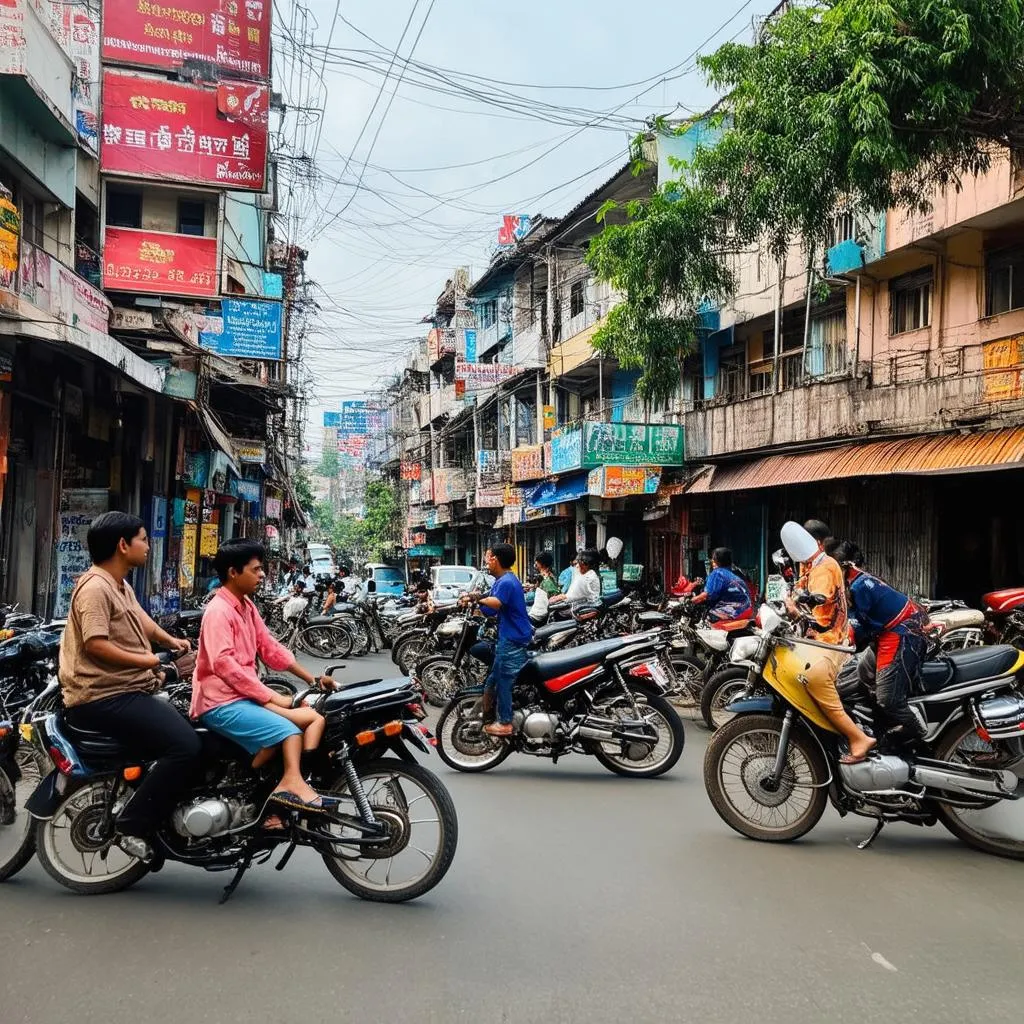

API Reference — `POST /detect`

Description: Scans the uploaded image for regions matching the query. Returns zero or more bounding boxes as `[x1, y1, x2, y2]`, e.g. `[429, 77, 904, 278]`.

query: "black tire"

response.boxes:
[669, 653, 705, 713]
[590, 691, 685, 778]
[320, 759, 458, 902]
[704, 714, 829, 843]
[700, 667, 752, 731]
[298, 623, 353, 660]
[394, 635, 428, 675]
[261, 675, 300, 699]
[417, 657, 464, 709]
[34, 780, 150, 894]
[435, 695, 513, 773]
[932, 717, 1024, 861]
[335, 616, 370, 656]
[0, 745, 42, 882]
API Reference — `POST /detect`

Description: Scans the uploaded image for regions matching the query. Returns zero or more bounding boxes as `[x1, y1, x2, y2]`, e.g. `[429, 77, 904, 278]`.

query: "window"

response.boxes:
[106, 188, 142, 229]
[478, 300, 496, 329]
[177, 199, 206, 236]
[570, 280, 585, 318]
[986, 247, 1024, 316]
[889, 269, 933, 334]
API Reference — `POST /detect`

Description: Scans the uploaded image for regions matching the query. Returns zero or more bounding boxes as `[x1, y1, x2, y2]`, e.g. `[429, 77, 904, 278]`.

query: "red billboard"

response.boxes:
[103, 227, 218, 298]
[101, 0, 271, 80]
[101, 70, 268, 190]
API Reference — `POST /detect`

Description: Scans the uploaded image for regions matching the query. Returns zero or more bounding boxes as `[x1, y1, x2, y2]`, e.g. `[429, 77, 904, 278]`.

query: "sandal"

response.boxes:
[269, 790, 329, 814]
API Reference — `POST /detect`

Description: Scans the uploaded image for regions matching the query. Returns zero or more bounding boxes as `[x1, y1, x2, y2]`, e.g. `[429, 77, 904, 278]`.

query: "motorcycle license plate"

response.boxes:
[646, 660, 669, 688]
[765, 576, 788, 603]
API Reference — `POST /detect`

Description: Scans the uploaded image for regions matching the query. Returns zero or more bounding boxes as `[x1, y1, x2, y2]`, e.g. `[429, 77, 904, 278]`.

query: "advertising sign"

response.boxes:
[64, 3, 100, 151]
[587, 466, 662, 499]
[103, 227, 218, 297]
[408, 544, 444, 558]
[510, 444, 544, 482]
[323, 411, 341, 428]
[549, 422, 685, 472]
[234, 478, 261, 501]
[400, 460, 422, 481]
[475, 485, 504, 508]
[54, 488, 109, 617]
[497, 214, 531, 247]
[463, 328, 477, 363]
[235, 441, 266, 463]
[528, 471, 589, 509]
[0, 195, 18, 288]
[549, 427, 584, 474]
[101, 70, 269, 190]
[199, 298, 282, 359]
[339, 400, 369, 434]
[454, 358, 520, 392]
[101, 0, 272, 80]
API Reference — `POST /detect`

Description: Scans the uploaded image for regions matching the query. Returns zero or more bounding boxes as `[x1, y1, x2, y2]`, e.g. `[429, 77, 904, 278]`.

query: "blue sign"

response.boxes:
[200, 300, 283, 360]
[464, 329, 477, 363]
[323, 411, 341, 428]
[263, 272, 284, 299]
[549, 429, 584, 473]
[234, 479, 261, 502]
[528, 471, 589, 509]
[339, 401, 369, 435]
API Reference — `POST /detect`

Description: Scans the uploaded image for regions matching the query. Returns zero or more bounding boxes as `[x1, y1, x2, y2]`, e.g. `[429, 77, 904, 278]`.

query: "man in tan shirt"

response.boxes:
[59, 512, 198, 861]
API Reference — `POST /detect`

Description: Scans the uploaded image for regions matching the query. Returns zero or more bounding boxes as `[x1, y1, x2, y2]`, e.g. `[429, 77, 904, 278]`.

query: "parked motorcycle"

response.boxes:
[25, 668, 458, 901]
[703, 603, 1024, 859]
[983, 588, 1024, 647]
[435, 630, 685, 778]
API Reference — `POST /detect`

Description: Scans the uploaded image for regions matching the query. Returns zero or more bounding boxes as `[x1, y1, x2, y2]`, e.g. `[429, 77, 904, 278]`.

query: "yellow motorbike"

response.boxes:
[703, 605, 1024, 858]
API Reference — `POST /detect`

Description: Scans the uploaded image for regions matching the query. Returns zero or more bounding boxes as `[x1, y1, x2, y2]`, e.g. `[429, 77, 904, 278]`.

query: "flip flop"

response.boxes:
[269, 790, 329, 814]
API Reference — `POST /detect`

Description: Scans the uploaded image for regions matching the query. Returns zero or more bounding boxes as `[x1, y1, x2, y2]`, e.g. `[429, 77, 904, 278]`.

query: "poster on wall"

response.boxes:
[179, 525, 198, 589]
[53, 488, 109, 617]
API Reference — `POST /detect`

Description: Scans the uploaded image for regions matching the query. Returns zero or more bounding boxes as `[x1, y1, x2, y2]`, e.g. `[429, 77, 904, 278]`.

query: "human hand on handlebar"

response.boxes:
[317, 674, 339, 692]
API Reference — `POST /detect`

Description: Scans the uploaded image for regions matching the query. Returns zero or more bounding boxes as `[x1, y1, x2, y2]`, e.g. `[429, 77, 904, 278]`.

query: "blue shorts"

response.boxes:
[200, 699, 301, 755]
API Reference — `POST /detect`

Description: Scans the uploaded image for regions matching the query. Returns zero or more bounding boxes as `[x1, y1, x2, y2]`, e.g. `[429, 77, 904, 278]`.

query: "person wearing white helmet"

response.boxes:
[781, 521, 876, 764]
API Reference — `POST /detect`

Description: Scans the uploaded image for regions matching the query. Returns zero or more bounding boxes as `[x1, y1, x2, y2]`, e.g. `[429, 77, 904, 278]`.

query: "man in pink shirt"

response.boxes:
[193, 539, 334, 811]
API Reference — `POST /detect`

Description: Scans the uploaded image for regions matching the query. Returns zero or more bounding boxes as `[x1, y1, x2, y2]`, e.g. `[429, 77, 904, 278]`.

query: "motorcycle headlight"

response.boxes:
[729, 636, 760, 663]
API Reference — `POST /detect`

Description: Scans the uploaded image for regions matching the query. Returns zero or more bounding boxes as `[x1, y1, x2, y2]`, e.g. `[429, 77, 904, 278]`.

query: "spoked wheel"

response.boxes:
[668, 654, 705, 716]
[320, 759, 458, 902]
[417, 658, 463, 709]
[588, 691, 685, 778]
[435, 695, 512, 773]
[704, 714, 828, 842]
[394, 636, 428, 675]
[0, 742, 48, 881]
[262, 675, 300, 700]
[298, 623, 353, 659]
[35, 779, 150, 894]
[338, 617, 371, 656]
[701, 668, 758, 731]
[932, 718, 1024, 860]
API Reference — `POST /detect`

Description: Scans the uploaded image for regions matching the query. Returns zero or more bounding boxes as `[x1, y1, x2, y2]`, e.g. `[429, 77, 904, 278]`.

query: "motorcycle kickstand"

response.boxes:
[275, 841, 298, 871]
[857, 818, 886, 851]
[219, 851, 254, 905]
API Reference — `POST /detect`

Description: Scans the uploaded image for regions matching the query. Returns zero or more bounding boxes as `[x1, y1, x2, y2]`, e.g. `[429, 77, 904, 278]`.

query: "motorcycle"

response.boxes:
[983, 588, 1024, 647]
[24, 668, 458, 902]
[435, 630, 685, 778]
[703, 603, 1024, 858]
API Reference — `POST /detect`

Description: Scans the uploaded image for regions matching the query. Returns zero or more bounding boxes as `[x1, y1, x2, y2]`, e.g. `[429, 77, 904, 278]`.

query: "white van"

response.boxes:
[304, 543, 336, 578]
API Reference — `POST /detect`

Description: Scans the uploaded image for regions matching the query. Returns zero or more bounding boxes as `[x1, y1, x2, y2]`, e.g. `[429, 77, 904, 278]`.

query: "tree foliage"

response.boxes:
[316, 445, 339, 479]
[587, 0, 1024, 395]
[362, 480, 400, 562]
[292, 467, 316, 516]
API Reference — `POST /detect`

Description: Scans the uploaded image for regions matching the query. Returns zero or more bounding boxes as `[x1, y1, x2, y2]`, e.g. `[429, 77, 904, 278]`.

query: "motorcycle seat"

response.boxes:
[322, 678, 416, 709]
[713, 618, 753, 634]
[530, 620, 577, 647]
[917, 660, 955, 695]
[306, 615, 338, 626]
[637, 611, 672, 627]
[59, 716, 125, 760]
[600, 591, 624, 608]
[943, 645, 1021, 685]
[522, 637, 633, 683]
[177, 609, 204, 623]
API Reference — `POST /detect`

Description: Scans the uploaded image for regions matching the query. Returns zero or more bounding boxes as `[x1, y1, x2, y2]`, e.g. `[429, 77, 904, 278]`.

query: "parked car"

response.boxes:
[366, 563, 407, 597]
[431, 565, 493, 603]
[305, 542, 337, 579]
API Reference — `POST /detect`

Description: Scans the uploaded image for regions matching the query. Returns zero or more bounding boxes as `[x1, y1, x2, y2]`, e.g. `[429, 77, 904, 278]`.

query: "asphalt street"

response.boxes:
[2, 648, 1022, 1024]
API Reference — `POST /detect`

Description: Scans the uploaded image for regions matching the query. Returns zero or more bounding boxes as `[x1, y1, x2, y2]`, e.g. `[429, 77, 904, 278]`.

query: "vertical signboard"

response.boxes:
[54, 488, 109, 617]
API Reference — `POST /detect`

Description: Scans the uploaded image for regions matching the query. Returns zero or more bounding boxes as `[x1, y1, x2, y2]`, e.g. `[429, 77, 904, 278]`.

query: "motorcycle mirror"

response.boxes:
[781, 521, 819, 564]
[605, 537, 624, 561]
[771, 548, 788, 569]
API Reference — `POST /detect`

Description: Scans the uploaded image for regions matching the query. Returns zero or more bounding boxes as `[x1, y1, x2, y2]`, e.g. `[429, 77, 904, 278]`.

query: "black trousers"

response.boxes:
[66, 692, 202, 837]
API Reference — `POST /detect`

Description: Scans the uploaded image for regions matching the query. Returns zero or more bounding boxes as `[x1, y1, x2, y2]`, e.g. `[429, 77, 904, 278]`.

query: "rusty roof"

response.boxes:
[688, 427, 1024, 494]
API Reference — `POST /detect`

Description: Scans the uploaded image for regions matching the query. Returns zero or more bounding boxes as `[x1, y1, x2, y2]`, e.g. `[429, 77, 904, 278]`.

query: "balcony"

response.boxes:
[74, 240, 102, 289]
[476, 320, 510, 358]
[684, 341, 1024, 461]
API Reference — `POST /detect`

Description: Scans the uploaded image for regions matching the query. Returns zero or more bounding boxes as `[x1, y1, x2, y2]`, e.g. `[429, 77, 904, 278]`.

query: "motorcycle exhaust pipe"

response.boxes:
[577, 717, 655, 745]
[910, 761, 1019, 799]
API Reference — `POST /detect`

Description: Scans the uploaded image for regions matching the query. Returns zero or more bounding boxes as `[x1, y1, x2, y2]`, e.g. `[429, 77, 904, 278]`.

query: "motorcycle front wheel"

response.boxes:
[320, 759, 458, 902]
[394, 635, 429, 675]
[435, 695, 512, 773]
[932, 718, 1024, 861]
[298, 623, 354, 660]
[700, 668, 755, 731]
[703, 713, 828, 843]
[416, 657, 464, 709]
[668, 653, 705, 715]
[589, 691, 685, 778]
[0, 742, 48, 881]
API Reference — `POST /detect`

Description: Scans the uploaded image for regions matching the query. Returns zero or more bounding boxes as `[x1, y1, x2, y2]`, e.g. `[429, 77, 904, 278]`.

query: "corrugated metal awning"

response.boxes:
[690, 427, 1024, 494]
[190, 401, 243, 477]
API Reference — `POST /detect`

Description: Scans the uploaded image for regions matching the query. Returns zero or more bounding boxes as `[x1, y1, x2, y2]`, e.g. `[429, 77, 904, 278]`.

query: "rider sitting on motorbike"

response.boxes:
[781, 522, 877, 764]
[831, 540, 928, 742]
[689, 548, 753, 626]
[59, 512, 197, 862]
[549, 549, 601, 608]
[192, 540, 336, 814]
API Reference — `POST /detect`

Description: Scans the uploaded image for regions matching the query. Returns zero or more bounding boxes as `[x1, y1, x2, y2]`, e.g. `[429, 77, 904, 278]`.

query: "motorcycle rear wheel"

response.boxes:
[0, 743, 47, 881]
[35, 779, 150, 894]
[435, 695, 512, 773]
[704, 714, 829, 843]
[320, 759, 458, 902]
[701, 668, 755, 731]
[416, 657, 464, 708]
[590, 692, 685, 778]
[298, 623, 353, 660]
[932, 718, 1024, 861]
[394, 635, 428, 675]
[668, 653, 704, 714]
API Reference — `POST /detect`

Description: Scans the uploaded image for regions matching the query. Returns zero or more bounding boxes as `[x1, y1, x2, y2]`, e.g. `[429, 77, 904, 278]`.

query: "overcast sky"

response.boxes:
[272, 0, 777, 456]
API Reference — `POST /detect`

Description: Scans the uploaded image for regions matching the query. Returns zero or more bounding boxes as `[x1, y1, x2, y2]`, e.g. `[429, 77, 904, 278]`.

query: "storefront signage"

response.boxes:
[408, 544, 444, 558]
[54, 489, 109, 617]
[587, 465, 662, 499]
[111, 307, 155, 330]
[474, 485, 504, 508]
[101, 0, 272, 80]
[234, 478, 261, 501]
[235, 440, 266, 463]
[454, 358, 520, 392]
[162, 365, 198, 399]
[265, 496, 281, 519]
[982, 335, 1024, 402]
[8, 240, 111, 332]
[103, 227, 218, 298]
[100, 71, 269, 191]
[400, 460, 422, 481]
[199, 298, 282, 359]
[510, 444, 544, 482]
[431, 467, 465, 504]
[527, 471, 589, 509]
[184, 450, 210, 487]
[463, 329, 477, 363]
[199, 521, 219, 557]
[0, 195, 19, 287]
[549, 422, 684, 472]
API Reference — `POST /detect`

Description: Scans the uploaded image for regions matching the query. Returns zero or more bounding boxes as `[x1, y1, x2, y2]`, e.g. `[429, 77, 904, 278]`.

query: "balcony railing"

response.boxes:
[75, 240, 102, 288]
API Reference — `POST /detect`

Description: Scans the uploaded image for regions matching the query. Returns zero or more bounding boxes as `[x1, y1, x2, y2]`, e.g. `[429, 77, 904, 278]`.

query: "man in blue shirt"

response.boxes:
[464, 543, 533, 737]
[690, 547, 753, 625]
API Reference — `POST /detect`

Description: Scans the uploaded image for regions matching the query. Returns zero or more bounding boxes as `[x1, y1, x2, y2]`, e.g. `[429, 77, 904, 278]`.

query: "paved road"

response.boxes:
[3, 649, 1022, 1024]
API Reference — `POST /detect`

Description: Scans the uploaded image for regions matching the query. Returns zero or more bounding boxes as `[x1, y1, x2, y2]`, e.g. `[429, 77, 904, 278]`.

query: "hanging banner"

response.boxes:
[101, 0, 272, 80]
[463, 328, 477, 363]
[53, 489, 110, 618]
[587, 465, 662, 499]
[0, 195, 19, 289]
[100, 70, 269, 190]
[199, 298, 282, 359]
[103, 227, 218, 297]
[454, 358, 520, 392]
[510, 444, 544, 482]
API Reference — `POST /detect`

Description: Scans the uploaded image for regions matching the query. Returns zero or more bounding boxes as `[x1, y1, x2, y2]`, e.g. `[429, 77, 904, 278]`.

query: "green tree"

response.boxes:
[362, 480, 400, 561]
[293, 466, 316, 517]
[332, 513, 368, 562]
[311, 499, 336, 538]
[588, 0, 1024, 395]
[317, 445, 339, 479]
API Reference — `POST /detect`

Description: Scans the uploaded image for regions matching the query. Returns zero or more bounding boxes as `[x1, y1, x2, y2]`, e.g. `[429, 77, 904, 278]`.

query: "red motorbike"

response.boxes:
[982, 588, 1024, 647]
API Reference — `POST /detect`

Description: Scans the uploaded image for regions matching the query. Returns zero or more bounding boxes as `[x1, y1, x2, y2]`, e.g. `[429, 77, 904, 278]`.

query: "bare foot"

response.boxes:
[842, 736, 878, 764]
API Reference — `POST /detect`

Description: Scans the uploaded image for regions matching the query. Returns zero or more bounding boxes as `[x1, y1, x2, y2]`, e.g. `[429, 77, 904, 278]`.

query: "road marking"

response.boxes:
[862, 942, 898, 972]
